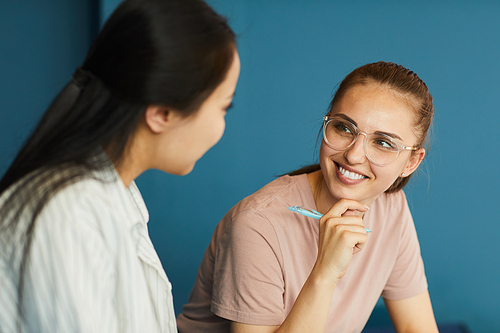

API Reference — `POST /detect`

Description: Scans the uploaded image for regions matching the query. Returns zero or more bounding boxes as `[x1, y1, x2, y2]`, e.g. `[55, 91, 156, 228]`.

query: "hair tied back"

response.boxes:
[71, 67, 94, 89]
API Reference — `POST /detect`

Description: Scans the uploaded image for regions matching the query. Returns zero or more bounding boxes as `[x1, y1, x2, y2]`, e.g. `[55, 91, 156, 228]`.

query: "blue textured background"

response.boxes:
[1, 1, 499, 332]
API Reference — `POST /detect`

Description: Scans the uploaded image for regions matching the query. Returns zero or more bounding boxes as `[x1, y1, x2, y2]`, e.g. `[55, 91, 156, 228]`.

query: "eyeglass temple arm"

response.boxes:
[401, 145, 419, 151]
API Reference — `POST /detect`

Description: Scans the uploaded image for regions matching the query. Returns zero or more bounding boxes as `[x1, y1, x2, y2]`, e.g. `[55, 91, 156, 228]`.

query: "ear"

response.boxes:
[401, 148, 425, 177]
[144, 105, 172, 134]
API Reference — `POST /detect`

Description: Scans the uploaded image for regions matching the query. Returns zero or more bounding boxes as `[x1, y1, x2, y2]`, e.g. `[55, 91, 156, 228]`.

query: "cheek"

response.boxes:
[319, 141, 332, 159]
[371, 163, 403, 187]
[208, 117, 226, 146]
[319, 143, 329, 169]
[198, 116, 226, 151]
[216, 118, 226, 140]
[319, 142, 341, 166]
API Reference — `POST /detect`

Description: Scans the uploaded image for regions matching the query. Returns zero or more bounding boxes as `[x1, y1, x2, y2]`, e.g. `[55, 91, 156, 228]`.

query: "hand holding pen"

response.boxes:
[289, 206, 371, 233]
[289, 199, 371, 281]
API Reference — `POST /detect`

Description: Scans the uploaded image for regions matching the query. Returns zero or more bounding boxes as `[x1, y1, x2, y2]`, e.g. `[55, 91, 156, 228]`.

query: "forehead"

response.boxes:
[331, 83, 418, 142]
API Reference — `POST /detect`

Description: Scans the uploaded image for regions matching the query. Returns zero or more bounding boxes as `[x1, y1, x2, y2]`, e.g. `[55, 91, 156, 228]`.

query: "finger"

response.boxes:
[335, 225, 369, 251]
[322, 218, 369, 234]
[326, 224, 368, 254]
[320, 212, 364, 230]
[342, 209, 358, 217]
[323, 199, 370, 218]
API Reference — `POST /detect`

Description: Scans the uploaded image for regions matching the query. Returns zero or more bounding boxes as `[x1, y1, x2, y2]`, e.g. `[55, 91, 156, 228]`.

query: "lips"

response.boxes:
[335, 162, 368, 181]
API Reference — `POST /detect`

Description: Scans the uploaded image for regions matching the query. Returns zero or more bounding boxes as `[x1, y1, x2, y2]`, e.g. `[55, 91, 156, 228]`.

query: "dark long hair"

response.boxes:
[289, 61, 433, 193]
[0, 0, 235, 322]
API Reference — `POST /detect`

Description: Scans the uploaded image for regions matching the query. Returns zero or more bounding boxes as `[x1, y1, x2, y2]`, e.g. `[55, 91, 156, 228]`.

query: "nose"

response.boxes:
[344, 133, 367, 165]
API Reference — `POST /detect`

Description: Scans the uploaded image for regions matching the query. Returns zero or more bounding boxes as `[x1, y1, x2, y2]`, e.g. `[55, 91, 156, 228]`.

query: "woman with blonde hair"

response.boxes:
[178, 61, 438, 333]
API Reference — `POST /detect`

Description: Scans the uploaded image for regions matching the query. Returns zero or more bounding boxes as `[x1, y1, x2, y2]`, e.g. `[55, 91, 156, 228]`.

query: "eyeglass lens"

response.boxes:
[323, 118, 400, 165]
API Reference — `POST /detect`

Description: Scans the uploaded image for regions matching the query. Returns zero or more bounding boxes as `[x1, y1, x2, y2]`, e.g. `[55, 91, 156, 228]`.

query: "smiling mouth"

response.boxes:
[337, 163, 368, 180]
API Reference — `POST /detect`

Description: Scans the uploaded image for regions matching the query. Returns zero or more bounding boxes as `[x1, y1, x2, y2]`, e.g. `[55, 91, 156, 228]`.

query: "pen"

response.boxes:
[288, 205, 371, 233]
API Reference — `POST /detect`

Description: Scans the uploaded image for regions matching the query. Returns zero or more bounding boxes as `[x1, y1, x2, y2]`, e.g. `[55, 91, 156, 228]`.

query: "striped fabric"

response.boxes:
[0, 165, 177, 332]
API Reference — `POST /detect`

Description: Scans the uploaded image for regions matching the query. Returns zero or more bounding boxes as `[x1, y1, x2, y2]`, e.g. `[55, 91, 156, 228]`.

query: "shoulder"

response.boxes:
[364, 190, 415, 241]
[224, 174, 306, 228]
[27, 173, 135, 269]
[214, 175, 307, 243]
[374, 189, 408, 208]
[36, 171, 130, 246]
[234, 174, 306, 214]
[45, 175, 115, 217]
[371, 190, 411, 224]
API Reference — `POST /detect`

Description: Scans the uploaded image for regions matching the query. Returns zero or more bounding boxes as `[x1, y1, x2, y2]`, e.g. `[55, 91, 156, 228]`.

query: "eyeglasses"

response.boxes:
[322, 115, 419, 166]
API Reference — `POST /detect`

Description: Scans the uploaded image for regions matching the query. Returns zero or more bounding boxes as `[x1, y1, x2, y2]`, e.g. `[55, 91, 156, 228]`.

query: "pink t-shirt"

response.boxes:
[177, 174, 427, 333]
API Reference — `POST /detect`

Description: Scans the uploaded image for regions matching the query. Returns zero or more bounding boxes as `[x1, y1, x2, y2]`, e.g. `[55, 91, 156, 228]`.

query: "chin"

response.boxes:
[180, 164, 195, 176]
[163, 163, 195, 176]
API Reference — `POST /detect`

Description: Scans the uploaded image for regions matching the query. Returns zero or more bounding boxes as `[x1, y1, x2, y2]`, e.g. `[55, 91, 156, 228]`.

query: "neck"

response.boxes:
[307, 170, 335, 214]
[106, 131, 149, 188]
[113, 157, 139, 188]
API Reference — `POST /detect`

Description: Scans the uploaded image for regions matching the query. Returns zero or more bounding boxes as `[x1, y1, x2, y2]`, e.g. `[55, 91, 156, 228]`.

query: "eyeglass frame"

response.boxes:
[322, 115, 420, 166]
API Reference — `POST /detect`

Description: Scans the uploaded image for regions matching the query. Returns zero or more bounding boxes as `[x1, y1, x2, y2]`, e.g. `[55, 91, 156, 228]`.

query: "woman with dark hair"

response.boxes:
[178, 62, 438, 333]
[0, 0, 239, 332]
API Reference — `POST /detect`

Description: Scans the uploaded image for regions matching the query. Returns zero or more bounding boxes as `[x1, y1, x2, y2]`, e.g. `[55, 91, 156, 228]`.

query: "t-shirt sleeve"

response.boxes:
[211, 209, 285, 326]
[381, 192, 428, 300]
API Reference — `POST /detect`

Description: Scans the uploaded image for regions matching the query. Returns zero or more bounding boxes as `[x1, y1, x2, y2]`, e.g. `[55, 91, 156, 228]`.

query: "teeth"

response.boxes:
[338, 165, 365, 180]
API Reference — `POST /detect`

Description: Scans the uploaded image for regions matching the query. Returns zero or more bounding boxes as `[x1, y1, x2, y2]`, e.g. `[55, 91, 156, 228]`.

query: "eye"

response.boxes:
[373, 137, 397, 151]
[224, 103, 234, 112]
[333, 120, 354, 135]
[339, 124, 351, 133]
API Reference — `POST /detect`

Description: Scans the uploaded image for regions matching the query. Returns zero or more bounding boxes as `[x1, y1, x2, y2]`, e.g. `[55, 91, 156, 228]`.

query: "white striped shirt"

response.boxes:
[0, 165, 177, 332]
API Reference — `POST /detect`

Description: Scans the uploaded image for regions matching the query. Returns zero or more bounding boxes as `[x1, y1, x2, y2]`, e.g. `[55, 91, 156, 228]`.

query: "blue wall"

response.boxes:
[0, 0, 98, 172]
[1, 1, 499, 332]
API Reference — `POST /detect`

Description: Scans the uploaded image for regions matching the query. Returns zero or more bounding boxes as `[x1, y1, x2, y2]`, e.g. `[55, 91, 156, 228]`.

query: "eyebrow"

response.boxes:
[335, 113, 404, 141]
